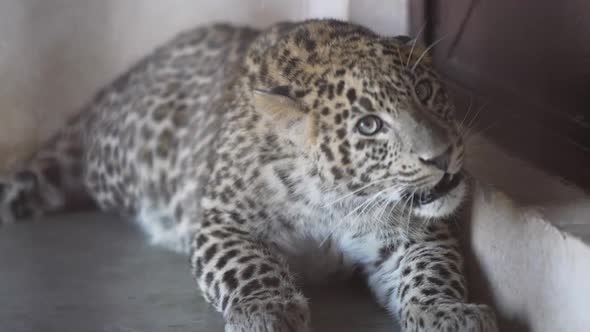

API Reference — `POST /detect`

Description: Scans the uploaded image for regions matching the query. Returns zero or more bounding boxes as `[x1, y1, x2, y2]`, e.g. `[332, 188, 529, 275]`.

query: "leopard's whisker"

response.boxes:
[344, 191, 384, 220]
[375, 196, 391, 222]
[465, 118, 503, 143]
[411, 34, 449, 72]
[319, 190, 384, 247]
[406, 23, 426, 68]
[457, 97, 474, 136]
[406, 189, 417, 234]
[321, 175, 398, 208]
[395, 42, 406, 68]
[358, 190, 386, 219]
[463, 102, 488, 137]
[378, 188, 406, 222]
[321, 183, 405, 248]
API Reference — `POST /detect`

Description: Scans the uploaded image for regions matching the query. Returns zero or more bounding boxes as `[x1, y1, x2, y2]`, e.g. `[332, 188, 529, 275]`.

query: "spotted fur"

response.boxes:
[0, 20, 497, 331]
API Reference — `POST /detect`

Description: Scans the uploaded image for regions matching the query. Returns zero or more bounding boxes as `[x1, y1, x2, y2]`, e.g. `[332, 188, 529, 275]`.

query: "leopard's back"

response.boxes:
[82, 25, 257, 249]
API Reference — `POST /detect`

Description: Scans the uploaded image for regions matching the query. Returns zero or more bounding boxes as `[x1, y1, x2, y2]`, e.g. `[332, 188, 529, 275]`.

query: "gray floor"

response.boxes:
[0, 213, 398, 332]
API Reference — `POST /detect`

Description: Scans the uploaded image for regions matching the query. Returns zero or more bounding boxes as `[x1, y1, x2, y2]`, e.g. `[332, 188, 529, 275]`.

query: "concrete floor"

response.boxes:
[0, 213, 398, 332]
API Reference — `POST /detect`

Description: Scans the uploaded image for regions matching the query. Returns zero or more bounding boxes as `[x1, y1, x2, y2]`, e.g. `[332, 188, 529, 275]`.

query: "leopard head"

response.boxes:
[247, 20, 465, 219]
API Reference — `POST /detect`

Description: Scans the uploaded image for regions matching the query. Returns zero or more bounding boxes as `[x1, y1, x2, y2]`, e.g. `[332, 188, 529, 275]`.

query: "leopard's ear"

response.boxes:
[253, 87, 312, 145]
[395, 36, 435, 68]
[392, 35, 413, 45]
[393, 35, 426, 49]
[253, 86, 303, 121]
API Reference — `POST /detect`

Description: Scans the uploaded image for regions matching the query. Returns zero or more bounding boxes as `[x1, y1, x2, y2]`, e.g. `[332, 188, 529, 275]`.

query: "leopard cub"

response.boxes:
[0, 20, 497, 332]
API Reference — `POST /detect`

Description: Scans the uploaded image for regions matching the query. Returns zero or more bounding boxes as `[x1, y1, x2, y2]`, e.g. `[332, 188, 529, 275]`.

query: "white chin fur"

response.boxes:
[412, 181, 467, 219]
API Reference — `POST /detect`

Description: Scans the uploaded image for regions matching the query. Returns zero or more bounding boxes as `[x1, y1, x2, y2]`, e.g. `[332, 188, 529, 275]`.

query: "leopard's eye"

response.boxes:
[415, 80, 432, 102]
[356, 115, 383, 136]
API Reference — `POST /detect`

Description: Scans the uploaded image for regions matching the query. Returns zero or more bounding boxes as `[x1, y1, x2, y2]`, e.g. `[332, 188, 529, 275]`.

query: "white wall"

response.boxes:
[349, 0, 408, 36]
[0, 0, 409, 169]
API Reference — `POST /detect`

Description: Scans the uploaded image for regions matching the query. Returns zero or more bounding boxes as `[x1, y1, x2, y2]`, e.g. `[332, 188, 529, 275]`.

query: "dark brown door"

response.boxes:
[411, 0, 590, 190]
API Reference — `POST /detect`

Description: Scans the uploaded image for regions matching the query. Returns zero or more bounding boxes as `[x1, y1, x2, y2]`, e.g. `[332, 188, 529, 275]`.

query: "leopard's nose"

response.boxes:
[419, 146, 451, 172]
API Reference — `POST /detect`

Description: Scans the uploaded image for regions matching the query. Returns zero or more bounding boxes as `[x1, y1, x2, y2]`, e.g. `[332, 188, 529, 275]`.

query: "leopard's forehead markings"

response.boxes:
[250, 21, 400, 85]
[248, 20, 440, 116]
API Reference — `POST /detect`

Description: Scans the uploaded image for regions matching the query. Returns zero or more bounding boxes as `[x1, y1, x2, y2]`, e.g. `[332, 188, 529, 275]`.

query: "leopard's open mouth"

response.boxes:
[404, 173, 464, 206]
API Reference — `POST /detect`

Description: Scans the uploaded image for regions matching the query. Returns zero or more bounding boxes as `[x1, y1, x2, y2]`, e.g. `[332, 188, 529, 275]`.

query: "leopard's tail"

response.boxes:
[0, 115, 94, 225]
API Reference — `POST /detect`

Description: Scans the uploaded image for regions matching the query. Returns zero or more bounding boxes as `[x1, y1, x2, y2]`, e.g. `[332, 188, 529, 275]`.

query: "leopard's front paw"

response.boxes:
[403, 302, 498, 332]
[224, 295, 311, 332]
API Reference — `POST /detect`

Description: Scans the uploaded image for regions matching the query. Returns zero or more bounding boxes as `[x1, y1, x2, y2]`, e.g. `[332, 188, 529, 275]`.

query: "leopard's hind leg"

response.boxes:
[0, 117, 93, 225]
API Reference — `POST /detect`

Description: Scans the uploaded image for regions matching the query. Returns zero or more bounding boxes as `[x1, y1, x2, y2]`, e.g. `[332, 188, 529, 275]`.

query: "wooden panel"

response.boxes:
[413, 0, 590, 190]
